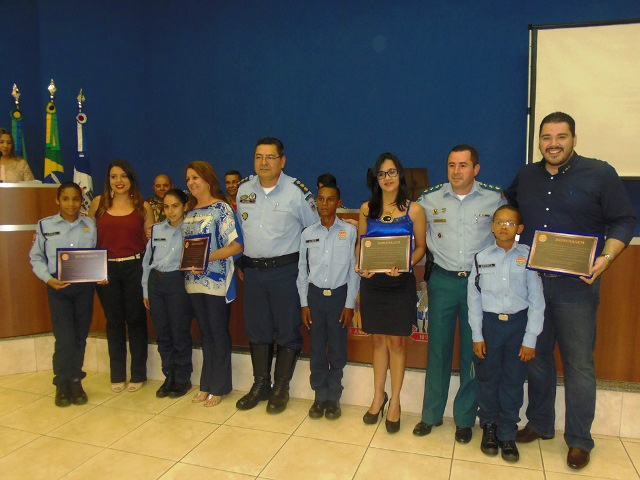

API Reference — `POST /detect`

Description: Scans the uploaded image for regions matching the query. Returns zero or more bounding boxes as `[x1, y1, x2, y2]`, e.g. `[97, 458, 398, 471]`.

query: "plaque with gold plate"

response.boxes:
[180, 234, 211, 271]
[358, 235, 412, 273]
[57, 248, 108, 283]
[527, 230, 601, 277]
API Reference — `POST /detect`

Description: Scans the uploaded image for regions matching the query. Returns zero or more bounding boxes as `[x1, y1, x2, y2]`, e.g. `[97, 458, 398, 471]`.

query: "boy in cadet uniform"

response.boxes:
[297, 183, 360, 419]
[467, 204, 545, 463]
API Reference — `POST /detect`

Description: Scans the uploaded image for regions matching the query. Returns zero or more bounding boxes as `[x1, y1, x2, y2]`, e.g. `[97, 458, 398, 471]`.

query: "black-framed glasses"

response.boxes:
[255, 155, 281, 162]
[377, 168, 399, 180]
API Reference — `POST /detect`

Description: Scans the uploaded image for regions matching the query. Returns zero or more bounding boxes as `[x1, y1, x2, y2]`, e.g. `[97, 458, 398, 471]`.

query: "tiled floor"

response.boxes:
[0, 371, 638, 480]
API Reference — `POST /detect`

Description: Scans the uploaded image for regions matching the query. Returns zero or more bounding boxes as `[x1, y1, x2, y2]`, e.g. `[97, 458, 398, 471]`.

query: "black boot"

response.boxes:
[267, 346, 298, 414]
[236, 343, 274, 410]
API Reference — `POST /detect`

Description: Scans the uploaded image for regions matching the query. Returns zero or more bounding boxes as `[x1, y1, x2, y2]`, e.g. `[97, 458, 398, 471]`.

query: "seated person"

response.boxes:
[0, 128, 34, 182]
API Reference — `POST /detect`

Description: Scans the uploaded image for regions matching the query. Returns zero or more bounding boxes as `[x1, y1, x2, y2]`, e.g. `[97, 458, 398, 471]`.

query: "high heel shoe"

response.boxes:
[363, 392, 388, 424]
[385, 403, 401, 433]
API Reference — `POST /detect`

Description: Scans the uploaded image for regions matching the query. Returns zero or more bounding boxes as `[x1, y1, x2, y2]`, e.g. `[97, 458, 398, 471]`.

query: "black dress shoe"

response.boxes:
[324, 401, 341, 420]
[156, 375, 175, 398]
[455, 426, 473, 443]
[169, 381, 192, 398]
[363, 392, 388, 424]
[515, 426, 554, 443]
[567, 447, 590, 469]
[480, 422, 499, 456]
[308, 401, 325, 419]
[413, 420, 443, 436]
[55, 384, 72, 407]
[385, 404, 401, 433]
[499, 440, 520, 462]
[69, 380, 88, 405]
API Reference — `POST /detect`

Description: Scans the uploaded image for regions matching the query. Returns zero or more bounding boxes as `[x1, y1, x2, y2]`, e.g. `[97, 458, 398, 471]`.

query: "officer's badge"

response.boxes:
[242, 212, 248, 220]
[249, 193, 256, 200]
[433, 209, 438, 214]
[441, 208, 446, 213]
[338, 230, 347, 240]
[516, 256, 526, 267]
[82, 225, 90, 232]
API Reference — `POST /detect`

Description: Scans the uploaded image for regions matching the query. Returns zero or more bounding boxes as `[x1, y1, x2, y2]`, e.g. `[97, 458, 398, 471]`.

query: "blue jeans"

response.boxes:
[525, 275, 600, 451]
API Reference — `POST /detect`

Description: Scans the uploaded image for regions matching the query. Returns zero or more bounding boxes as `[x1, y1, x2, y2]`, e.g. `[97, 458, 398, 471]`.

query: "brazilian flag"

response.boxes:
[43, 101, 63, 184]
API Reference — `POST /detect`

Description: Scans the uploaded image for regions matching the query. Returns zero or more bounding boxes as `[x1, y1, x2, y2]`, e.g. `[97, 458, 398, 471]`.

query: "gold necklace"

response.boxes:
[381, 206, 396, 223]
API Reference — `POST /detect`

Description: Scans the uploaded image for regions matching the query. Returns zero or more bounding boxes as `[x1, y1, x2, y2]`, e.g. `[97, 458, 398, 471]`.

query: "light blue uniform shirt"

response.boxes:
[296, 218, 360, 309]
[236, 172, 319, 258]
[467, 241, 545, 348]
[417, 180, 506, 271]
[141, 219, 185, 298]
[29, 214, 97, 283]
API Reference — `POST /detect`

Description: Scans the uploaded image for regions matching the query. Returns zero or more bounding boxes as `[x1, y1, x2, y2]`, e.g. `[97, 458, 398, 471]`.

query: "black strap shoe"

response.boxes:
[413, 420, 443, 436]
[168, 381, 192, 398]
[455, 426, 473, 444]
[481, 422, 499, 456]
[156, 374, 175, 398]
[324, 401, 341, 420]
[236, 343, 274, 410]
[308, 401, 325, 419]
[267, 346, 298, 414]
[499, 440, 520, 463]
[55, 384, 72, 407]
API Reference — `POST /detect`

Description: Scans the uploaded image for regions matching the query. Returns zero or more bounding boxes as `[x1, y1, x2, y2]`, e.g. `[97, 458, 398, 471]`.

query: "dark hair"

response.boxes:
[493, 204, 521, 224]
[450, 144, 479, 166]
[96, 159, 146, 218]
[539, 111, 576, 137]
[163, 188, 189, 206]
[224, 170, 242, 179]
[256, 137, 284, 156]
[367, 152, 409, 220]
[185, 161, 226, 210]
[317, 173, 337, 188]
[0, 128, 16, 157]
[57, 181, 82, 199]
[318, 183, 341, 199]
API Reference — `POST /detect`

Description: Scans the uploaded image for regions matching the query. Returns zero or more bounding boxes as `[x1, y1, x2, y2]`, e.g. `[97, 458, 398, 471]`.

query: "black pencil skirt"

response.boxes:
[360, 272, 416, 336]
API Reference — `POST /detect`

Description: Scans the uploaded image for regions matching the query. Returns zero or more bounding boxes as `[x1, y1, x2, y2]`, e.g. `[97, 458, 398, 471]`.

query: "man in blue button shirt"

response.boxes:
[505, 112, 637, 470]
[236, 137, 319, 414]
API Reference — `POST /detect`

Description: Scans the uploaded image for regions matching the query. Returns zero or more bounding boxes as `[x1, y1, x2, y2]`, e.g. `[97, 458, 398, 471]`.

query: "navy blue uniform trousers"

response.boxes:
[474, 309, 528, 442]
[47, 283, 94, 386]
[148, 270, 194, 383]
[308, 284, 348, 402]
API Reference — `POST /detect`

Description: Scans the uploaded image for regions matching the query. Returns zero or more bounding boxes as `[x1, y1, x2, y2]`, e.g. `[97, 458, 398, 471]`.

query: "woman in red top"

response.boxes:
[89, 159, 154, 393]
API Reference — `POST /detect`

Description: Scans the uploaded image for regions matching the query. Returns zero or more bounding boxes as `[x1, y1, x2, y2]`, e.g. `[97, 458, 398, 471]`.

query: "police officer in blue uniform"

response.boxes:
[415, 145, 506, 442]
[235, 137, 319, 414]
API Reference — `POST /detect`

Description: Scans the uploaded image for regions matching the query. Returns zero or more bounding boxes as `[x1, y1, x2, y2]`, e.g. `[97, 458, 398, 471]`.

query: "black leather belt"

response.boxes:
[434, 264, 471, 278]
[243, 252, 299, 270]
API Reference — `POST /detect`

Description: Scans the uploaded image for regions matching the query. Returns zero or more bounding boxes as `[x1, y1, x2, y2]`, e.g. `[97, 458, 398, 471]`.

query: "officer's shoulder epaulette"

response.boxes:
[420, 183, 444, 196]
[238, 175, 253, 186]
[293, 178, 311, 196]
[478, 182, 502, 193]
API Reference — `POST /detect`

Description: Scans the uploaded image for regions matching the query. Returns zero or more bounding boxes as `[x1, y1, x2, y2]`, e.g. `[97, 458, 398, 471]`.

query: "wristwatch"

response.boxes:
[600, 253, 613, 262]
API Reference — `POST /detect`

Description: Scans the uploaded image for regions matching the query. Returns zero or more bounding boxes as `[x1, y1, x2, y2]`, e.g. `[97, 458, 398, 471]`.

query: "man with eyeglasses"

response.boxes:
[505, 112, 636, 470]
[414, 144, 505, 443]
[235, 137, 319, 415]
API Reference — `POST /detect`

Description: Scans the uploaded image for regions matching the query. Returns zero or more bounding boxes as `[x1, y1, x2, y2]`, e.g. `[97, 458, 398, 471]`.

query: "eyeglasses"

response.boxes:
[494, 221, 518, 227]
[376, 168, 399, 180]
[255, 155, 281, 162]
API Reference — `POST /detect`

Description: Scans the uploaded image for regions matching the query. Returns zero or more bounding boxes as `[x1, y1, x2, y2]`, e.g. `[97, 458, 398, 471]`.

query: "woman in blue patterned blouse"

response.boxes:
[183, 161, 243, 407]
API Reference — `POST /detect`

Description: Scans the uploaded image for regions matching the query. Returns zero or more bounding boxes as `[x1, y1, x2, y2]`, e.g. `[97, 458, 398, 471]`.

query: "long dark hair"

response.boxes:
[367, 152, 409, 220]
[185, 161, 226, 210]
[96, 159, 146, 218]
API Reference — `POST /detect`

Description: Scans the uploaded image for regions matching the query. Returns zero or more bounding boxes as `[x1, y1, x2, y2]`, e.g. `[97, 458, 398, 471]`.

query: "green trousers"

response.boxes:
[420, 267, 477, 427]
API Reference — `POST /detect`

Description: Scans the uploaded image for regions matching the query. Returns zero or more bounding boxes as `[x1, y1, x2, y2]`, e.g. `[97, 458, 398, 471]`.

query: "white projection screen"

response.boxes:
[528, 20, 640, 177]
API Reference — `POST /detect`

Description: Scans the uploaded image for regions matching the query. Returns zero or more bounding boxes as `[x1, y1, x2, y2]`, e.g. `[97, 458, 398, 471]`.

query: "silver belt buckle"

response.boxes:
[323, 289, 332, 297]
[498, 313, 509, 321]
[458, 271, 468, 277]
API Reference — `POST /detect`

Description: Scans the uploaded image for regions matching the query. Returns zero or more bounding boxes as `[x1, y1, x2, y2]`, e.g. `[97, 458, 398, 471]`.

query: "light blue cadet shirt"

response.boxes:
[467, 241, 545, 348]
[30, 213, 97, 283]
[141, 219, 185, 298]
[236, 172, 319, 258]
[296, 218, 360, 309]
[417, 181, 506, 271]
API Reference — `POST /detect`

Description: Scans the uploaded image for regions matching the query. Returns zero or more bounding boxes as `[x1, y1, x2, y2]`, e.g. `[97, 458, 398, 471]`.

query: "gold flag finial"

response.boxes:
[11, 84, 21, 106]
[48, 79, 57, 99]
[77, 88, 85, 109]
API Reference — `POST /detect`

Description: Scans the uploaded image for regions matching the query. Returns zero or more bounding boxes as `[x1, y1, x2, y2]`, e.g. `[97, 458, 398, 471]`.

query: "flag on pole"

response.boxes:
[44, 80, 63, 184]
[73, 89, 93, 214]
[10, 84, 26, 159]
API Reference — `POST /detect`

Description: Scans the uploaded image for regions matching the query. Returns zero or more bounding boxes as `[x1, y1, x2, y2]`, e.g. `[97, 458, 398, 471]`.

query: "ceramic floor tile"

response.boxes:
[102, 380, 180, 414]
[545, 473, 625, 480]
[450, 459, 544, 480]
[263, 436, 366, 480]
[48, 405, 153, 447]
[540, 435, 638, 479]
[62, 448, 174, 480]
[1, 369, 55, 395]
[0, 425, 39, 457]
[293, 404, 378, 446]
[112, 414, 218, 461]
[0, 372, 35, 386]
[182, 425, 288, 476]
[0, 387, 42, 416]
[621, 393, 640, 439]
[0, 435, 101, 480]
[623, 440, 640, 473]
[0, 395, 95, 434]
[225, 398, 311, 434]
[452, 425, 543, 470]
[160, 463, 255, 479]
[369, 414, 456, 459]
[623, 437, 640, 444]
[80, 372, 121, 404]
[160, 390, 240, 424]
[354, 447, 450, 480]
